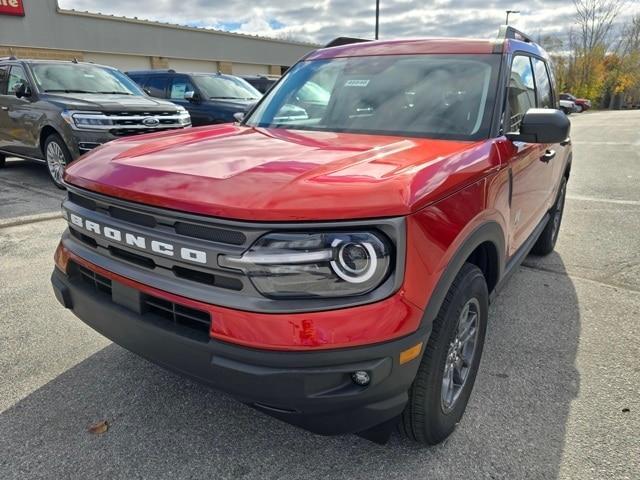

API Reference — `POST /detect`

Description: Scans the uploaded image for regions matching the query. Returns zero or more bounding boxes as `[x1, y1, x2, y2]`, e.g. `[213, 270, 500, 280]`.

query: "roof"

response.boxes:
[306, 36, 543, 60]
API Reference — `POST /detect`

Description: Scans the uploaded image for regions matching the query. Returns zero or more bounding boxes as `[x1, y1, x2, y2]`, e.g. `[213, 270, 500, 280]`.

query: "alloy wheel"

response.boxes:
[441, 297, 480, 413]
[46, 141, 66, 185]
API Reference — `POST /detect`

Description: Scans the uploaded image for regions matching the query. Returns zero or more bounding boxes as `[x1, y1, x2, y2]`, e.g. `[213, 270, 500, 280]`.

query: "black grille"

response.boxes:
[70, 261, 211, 340]
[173, 266, 243, 291]
[108, 245, 156, 269]
[76, 264, 112, 296]
[68, 192, 247, 247]
[175, 222, 246, 245]
[109, 206, 157, 227]
[143, 295, 211, 336]
[70, 227, 98, 248]
[111, 128, 173, 137]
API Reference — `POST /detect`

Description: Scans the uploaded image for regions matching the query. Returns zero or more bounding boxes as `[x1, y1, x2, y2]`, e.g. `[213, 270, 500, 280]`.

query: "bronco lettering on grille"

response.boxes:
[68, 212, 207, 264]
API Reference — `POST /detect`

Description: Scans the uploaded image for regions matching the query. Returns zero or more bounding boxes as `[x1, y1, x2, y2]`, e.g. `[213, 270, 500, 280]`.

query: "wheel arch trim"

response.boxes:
[420, 221, 506, 329]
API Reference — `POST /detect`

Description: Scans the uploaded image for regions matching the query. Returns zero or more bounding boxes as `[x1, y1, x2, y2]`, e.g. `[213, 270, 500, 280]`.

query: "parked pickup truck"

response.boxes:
[0, 59, 191, 188]
[51, 26, 571, 445]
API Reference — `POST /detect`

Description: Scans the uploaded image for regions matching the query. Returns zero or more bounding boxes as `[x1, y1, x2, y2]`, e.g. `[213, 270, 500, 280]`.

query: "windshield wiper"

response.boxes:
[210, 96, 246, 99]
[96, 91, 134, 95]
[44, 89, 95, 94]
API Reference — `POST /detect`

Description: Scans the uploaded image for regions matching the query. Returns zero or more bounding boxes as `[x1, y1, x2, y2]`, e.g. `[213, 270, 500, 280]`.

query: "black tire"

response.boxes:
[575, 104, 583, 113]
[531, 176, 567, 256]
[43, 133, 72, 189]
[400, 263, 488, 445]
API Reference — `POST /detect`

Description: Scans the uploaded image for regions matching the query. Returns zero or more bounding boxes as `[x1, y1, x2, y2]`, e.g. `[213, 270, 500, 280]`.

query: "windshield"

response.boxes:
[31, 63, 144, 95]
[245, 54, 500, 140]
[193, 75, 260, 100]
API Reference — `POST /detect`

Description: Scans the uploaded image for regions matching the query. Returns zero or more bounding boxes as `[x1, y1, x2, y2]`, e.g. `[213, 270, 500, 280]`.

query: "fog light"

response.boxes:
[351, 371, 370, 386]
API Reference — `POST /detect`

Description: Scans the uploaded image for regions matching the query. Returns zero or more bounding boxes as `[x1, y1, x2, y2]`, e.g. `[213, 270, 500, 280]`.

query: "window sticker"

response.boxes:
[345, 79, 370, 87]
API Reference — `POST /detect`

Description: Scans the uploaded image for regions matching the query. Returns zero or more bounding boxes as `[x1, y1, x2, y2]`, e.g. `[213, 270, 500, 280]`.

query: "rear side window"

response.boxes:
[532, 58, 553, 108]
[508, 55, 536, 131]
[144, 75, 168, 98]
[0, 66, 8, 95]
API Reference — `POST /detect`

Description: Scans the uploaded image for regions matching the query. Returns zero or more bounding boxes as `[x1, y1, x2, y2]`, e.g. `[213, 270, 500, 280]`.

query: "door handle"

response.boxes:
[1, 106, 8, 111]
[560, 138, 571, 146]
[540, 149, 556, 163]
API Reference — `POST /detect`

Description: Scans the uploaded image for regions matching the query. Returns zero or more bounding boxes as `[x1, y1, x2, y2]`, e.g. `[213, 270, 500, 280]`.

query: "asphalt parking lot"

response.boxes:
[1, 110, 638, 479]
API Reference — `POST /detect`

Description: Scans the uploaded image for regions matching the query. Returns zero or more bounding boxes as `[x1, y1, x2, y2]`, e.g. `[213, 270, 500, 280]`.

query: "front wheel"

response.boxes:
[400, 263, 488, 445]
[44, 133, 72, 189]
[575, 104, 583, 113]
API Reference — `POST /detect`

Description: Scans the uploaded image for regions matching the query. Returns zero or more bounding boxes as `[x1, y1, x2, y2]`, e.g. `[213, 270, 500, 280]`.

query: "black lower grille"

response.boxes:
[70, 261, 211, 340]
[143, 296, 211, 335]
[77, 264, 112, 295]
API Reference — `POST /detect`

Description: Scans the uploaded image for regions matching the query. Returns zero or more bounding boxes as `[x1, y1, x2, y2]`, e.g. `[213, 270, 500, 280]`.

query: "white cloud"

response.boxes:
[58, 0, 640, 45]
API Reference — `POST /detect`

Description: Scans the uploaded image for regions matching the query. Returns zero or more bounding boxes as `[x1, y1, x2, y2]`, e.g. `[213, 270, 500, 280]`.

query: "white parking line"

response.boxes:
[567, 194, 640, 206]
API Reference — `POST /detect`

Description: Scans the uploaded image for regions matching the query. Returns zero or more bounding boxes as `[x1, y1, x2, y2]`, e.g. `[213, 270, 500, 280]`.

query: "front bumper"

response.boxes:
[51, 266, 428, 435]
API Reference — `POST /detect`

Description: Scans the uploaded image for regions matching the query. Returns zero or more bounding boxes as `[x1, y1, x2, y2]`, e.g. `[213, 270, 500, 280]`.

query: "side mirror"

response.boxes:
[233, 112, 245, 123]
[184, 91, 199, 102]
[15, 82, 31, 99]
[143, 87, 152, 96]
[507, 108, 570, 144]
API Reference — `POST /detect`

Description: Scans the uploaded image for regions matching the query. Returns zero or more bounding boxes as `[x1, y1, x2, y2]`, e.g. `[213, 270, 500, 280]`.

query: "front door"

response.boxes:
[506, 55, 554, 255]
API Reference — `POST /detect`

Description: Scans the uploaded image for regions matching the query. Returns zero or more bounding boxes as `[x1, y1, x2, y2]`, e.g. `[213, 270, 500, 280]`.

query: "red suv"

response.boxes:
[51, 27, 571, 445]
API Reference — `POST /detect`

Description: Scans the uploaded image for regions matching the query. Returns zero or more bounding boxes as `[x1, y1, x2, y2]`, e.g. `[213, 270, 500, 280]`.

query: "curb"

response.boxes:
[0, 212, 63, 229]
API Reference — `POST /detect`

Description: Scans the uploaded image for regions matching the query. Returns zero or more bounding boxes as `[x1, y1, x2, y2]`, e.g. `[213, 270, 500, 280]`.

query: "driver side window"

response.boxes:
[508, 56, 536, 131]
[7, 65, 28, 94]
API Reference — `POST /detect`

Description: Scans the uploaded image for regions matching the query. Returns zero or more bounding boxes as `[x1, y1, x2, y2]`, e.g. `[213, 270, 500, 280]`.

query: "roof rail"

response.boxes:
[497, 25, 533, 44]
[0, 56, 18, 61]
[324, 37, 370, 48]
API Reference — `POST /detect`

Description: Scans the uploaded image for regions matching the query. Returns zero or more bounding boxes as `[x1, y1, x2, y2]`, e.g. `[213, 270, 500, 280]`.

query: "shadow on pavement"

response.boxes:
[0, 256, 580, 480]
[0, 159, 65, 220]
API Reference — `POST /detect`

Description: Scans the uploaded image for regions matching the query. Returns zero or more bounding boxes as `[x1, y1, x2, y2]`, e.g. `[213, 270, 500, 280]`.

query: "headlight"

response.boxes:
[219, 232, 392, 299]
[175, 107, 192, 125]
[61, 110, 113, 130]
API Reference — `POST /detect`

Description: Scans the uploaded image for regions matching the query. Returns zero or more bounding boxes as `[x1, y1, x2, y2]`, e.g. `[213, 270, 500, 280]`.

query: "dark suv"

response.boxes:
[0, 58, 191, 188]
[126, 70, 260, 127]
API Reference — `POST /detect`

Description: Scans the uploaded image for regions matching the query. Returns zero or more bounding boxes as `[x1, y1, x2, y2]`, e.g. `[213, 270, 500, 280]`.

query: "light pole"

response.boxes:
[505, 10, 520, 25]
[375, 0, 380, 39]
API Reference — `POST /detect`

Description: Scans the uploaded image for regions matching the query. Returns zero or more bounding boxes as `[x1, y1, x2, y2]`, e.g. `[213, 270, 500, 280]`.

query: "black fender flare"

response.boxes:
[420, 221, 506, 330]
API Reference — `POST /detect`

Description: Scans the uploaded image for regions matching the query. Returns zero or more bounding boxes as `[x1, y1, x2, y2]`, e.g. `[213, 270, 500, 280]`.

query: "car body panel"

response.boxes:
[63, 123, 502, 221]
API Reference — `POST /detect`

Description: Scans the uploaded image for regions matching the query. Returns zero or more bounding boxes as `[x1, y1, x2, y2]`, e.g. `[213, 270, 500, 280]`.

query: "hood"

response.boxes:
[64, 125, 496, 221]
[42, 93, 180, 112]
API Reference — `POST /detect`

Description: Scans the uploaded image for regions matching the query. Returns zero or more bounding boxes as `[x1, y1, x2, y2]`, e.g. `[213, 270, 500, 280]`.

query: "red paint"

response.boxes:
[0, 0, 24, 16]
[64, 125, 487, 221]
[57, 244, 424, 350]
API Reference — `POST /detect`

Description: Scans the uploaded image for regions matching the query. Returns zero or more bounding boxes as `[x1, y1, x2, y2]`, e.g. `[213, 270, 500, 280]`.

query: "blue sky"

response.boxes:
[58, 0, 640, 45]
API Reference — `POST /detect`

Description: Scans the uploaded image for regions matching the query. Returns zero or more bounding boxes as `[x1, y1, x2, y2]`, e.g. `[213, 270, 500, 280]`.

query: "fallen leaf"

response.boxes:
[88, 420, 109, 434]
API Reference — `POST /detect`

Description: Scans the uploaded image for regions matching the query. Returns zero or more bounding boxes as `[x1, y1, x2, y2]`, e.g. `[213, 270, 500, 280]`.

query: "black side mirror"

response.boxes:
[507, 108, 570, 144]
[143, 87, 152, 96]
[15, 82, 31, 99]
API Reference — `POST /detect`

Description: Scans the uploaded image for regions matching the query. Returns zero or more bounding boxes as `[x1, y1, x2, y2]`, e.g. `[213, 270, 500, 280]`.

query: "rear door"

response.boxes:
[0, 65, 10, 151]
[506, 54, 554, 255]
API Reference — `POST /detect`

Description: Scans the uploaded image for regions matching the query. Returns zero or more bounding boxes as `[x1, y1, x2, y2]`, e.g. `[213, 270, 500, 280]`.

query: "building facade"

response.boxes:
[0, 0, 315, 75]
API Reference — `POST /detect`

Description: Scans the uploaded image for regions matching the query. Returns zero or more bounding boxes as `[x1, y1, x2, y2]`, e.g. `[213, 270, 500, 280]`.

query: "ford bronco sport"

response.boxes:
[0, 59, 191, 188]
[51, 27, 571, 445]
